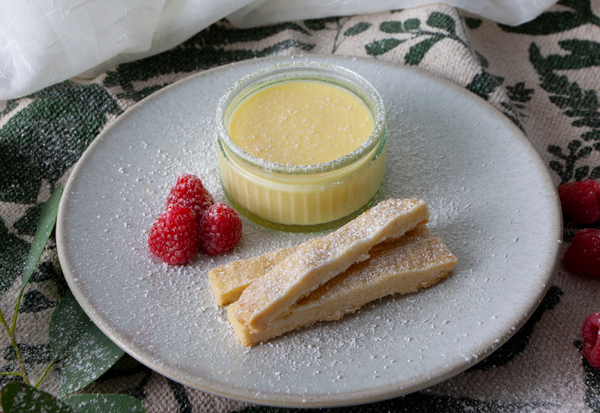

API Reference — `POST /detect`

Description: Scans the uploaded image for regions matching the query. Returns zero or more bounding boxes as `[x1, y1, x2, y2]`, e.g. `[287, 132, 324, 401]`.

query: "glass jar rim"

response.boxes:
[215, 62, 386, 174]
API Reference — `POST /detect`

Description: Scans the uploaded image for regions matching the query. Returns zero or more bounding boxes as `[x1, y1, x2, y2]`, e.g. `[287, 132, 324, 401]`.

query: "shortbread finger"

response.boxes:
[209, 247, 295, 306]
[228, 227, 457, 346]
[233, 198, 429, 332]
[209, 225, 428, 307]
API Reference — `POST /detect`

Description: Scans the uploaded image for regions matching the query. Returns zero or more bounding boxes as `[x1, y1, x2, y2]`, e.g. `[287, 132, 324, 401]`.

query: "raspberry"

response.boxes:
[558, 179, 600, 223]
[166, 174, 214, 224]
[148, 204, 199, 264]
[199, 203, 242, 255]
[582, 313, 600, 369]
[564, 228, 600, 277]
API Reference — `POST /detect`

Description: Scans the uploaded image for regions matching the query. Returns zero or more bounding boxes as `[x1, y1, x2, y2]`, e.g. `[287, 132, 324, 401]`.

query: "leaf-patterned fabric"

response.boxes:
[1, 1, 600, 411]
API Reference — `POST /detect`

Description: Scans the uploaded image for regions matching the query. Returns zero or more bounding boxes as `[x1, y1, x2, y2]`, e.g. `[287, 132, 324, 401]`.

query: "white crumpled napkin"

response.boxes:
[0, 0, 557, 100]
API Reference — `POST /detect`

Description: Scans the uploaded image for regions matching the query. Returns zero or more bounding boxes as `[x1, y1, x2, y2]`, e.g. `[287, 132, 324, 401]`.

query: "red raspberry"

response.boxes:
[166, 174, 214, 224]
[199, 203, 242, 255]
[558, 179, 600, 223]
[582, 313, 600, 369]
[148, 204, 199, 264]
[564, 228, 600, 277]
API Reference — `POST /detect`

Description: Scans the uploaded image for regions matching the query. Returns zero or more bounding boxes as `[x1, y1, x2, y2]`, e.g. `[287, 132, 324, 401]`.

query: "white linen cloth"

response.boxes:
[0, 0, 557, 100]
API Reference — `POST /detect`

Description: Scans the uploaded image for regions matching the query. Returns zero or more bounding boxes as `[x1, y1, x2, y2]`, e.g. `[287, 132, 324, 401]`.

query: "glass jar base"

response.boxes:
[223, 179, 385, 233]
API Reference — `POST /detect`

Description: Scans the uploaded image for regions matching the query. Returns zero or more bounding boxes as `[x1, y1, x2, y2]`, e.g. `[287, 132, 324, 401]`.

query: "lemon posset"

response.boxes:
[216, 63, 387, 232]
[228, 81, 374, 166]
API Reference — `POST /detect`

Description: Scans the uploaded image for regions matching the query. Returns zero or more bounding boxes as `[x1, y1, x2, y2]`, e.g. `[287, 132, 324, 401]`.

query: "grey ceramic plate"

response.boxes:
[56, 55, 561, 408]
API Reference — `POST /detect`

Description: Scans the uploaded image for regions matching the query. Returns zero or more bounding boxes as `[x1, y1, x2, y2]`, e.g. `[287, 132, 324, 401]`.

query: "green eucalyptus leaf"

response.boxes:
[64, 394, 145, 413]
[59, 322, 124, 398]
[49, 290, 93, 361]
[21, 183, 62, 294]
[344, 22, 371, 36]
[1, 382, 76, 413]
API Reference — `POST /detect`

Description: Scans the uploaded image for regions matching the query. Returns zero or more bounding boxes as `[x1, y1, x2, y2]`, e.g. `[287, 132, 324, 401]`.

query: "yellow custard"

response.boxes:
[216, 63, 387, 232]
[228, 81, 374, 166]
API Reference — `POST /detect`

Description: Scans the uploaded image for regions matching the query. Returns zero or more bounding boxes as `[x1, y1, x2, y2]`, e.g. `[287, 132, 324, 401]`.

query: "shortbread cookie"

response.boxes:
[228, 226, 457, 346]
[232, 198, 429, 332]
[209, 246, 295, 306]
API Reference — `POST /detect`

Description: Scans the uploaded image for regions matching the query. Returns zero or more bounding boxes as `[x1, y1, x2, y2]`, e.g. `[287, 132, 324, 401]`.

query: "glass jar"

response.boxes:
[215, 62, 387, 232]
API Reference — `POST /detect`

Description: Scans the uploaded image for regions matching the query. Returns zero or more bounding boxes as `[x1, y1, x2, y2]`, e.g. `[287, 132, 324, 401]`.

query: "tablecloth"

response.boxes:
[1, 1, 600, 412]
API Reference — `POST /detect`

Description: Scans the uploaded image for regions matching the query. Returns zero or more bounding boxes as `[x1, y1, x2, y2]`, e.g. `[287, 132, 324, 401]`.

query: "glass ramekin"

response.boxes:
[215, 62, 387, 232]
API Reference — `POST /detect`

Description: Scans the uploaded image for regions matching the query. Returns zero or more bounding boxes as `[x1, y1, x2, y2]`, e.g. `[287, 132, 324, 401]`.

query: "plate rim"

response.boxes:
[56, 54, 562, 408]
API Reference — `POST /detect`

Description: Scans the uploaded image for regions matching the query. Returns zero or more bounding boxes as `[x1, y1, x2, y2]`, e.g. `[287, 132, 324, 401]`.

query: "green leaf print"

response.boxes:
[344, 22, 372, 36]
[365, 39, 407, 56]
[464, 17, 482, 29]
[426, 12, 456, 34]
[404, 18, 421, 31]
[303, 17, 341, 31]
[13, 206, 42, 237]
[0, 100, 18, 119]
[506, 82, 535, 107]
[547, 140, 595, 184]
[0, 82, 121, 204]
[531, 40, 600, 182]
[380, 21, 405, 33]
[3, 344, 52, 365]
[465, 72, 504, 101]
[104, 38, 315, 102]
[404, 35, 444, 66]
[18, 290, 57, 313]
[538, 40, 600, 71]
[201, 22, 310, 44]
[368, 12, 471, 65]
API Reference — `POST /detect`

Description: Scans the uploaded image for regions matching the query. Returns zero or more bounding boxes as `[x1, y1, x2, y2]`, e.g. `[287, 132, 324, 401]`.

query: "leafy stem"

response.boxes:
[0, 372, 23, 377]
[10, 293, 22, 336]
[0, 307, 29, 384]
[0, 184, 63, 390]
[34, 360, 55, 388]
